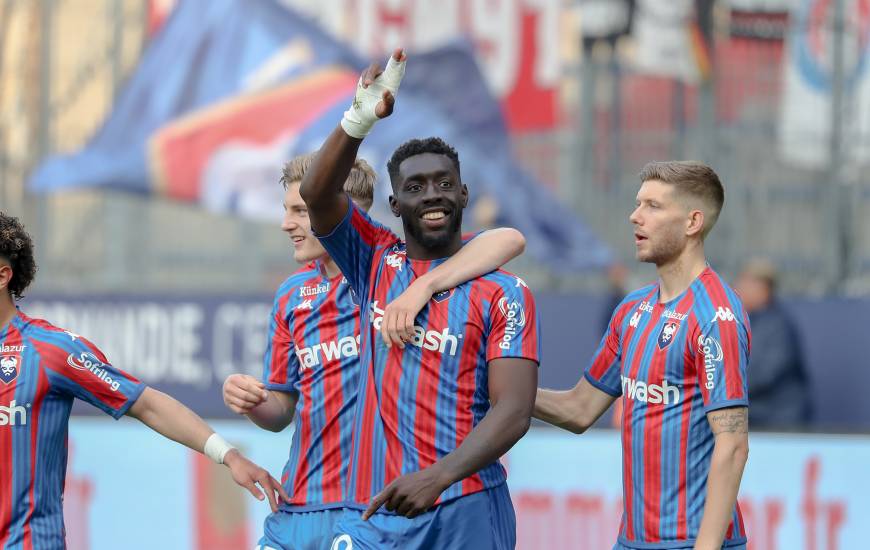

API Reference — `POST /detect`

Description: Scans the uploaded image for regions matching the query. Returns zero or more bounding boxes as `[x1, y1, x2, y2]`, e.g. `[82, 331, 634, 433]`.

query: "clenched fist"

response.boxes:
[223, 374, 270, 415]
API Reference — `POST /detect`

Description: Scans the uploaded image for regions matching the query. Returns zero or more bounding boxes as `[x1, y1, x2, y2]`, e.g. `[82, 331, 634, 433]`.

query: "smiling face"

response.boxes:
[389, 152, 468, 256]
[281, 180, 328, 264]
[629, 179, 698, 266]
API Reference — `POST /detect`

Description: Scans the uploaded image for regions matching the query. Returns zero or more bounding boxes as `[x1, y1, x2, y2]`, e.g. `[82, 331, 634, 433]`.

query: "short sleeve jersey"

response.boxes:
[585, 267, 751, 548]
[261, 261, 362, 510]
[0, 310, 144, 550]
[317, 202, 541, 507]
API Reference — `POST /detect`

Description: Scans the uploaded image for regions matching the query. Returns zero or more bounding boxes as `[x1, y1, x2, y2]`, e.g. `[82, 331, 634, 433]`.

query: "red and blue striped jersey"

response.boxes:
[317, 202, 540, 508]
[262, 261, 361, 510]
[585, 267, 750, 549]
[0, 310, 144, 550]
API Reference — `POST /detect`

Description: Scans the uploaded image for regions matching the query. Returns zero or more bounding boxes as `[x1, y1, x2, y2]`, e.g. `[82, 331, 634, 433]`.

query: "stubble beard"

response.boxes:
[638, 229, 684, 267]
[406, 211, 463, 252]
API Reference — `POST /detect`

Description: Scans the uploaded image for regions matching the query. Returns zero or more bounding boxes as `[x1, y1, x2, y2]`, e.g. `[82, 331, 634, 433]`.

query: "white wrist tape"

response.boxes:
[341, 55, 406, 138]
[204, 433, 235, 465]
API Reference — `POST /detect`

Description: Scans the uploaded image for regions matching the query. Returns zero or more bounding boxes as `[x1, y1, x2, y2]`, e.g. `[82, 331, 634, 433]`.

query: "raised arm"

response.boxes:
[300, 49, 406, 234]
[363, 357, 537, 519]
[128, 387, 290, 511]
[534, 377, 618, 433]
[379, 227, 527, 347]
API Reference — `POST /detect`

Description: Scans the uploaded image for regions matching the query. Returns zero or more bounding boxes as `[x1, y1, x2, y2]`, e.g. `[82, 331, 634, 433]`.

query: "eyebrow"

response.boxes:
[405, 170, 452, 182]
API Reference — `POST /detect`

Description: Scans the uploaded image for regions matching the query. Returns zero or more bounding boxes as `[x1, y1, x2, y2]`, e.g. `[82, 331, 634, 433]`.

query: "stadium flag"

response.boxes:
[28, 0, 611, 271]
[779, 0, 870, 169]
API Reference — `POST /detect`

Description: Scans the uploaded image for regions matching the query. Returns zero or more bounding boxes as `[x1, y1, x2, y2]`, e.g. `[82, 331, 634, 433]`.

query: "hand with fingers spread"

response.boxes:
[341, 48, 406, 139]
[380, 276, 435, 349]
[223, 449, 291, 513]
[361, 466, 451, 520]
[223, 373, 269, 415]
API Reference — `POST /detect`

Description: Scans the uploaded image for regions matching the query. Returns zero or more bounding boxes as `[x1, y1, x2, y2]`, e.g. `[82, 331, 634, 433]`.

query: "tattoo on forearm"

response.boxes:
[708, 408, 749, 435]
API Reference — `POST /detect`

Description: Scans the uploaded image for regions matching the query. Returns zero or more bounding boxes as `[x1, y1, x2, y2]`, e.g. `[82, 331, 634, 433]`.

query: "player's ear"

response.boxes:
[389, 195, 400, 217]
[460, 184, 469, 209]
[0, 264, 12, 294]
[686, 209, 705, 237]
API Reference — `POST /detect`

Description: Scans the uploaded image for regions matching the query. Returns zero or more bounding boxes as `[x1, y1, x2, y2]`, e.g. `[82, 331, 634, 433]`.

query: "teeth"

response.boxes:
[422, 211, 446, 220]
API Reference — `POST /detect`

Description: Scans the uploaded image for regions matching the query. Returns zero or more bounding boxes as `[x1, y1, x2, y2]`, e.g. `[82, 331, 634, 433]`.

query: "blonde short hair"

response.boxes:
[281, 153, 376, 210]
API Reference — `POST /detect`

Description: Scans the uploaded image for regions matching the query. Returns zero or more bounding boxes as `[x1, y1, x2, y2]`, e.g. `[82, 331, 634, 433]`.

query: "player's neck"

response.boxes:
[320, 256, 342, 279]
[404, 234, 463, 261]
[655, 244, 707, 303]
[0, 293, 16, 332]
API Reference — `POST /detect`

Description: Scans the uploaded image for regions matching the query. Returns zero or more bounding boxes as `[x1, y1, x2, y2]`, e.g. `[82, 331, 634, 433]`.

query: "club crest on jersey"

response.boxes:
[433, 289, 454, 303]
[657, 321, 680, 349]
[0, 356, 20, 385]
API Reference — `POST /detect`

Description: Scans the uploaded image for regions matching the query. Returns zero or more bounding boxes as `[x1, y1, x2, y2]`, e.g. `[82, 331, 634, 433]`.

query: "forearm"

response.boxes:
[533, 388, 585, 433]
[695, 439, 749, 548]
[299, 125, 361, 232]
[415, 228, 525, 293]
[434, 400, 531, 486]
[128, 387, 213, 453]
[245, 390, 295, 433]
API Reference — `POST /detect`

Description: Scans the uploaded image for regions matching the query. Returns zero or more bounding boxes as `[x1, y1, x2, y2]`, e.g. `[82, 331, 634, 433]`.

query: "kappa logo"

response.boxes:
[385, 253, 404, 271]
[515, 276, 528, 288]
[629, 311, 641, 328]
[296, 299, 314, 311]
[712, 307, 735, 322]
[0, 356, 20, 385]
[657, 321, 680, 349]
[64, 330, 81, 341]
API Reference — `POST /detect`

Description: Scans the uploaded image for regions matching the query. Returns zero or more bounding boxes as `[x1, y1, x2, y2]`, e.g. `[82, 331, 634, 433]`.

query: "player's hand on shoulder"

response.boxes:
[222, 374, 269, 414]
[223, 449, 291, 513]
[362, 466, 450, 520]
[380, 279, 432, 349]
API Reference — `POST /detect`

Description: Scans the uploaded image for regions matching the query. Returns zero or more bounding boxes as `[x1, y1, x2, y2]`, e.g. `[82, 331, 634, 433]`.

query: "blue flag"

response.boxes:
[29, 0, 611, 271]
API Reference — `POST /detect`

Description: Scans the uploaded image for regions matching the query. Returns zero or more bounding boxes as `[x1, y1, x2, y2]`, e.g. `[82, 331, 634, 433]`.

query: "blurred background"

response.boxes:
[2, 0, 869, 548]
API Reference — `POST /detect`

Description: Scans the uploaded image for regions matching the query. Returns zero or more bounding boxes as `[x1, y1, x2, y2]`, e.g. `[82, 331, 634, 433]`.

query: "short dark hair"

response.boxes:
[0, 213, 37, 300]
[638, 161, 725, 238]
[387, 137, 461, 187]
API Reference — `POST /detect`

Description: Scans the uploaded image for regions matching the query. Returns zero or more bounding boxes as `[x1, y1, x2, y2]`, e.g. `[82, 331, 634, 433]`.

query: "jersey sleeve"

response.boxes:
[315, 200, 398, 300]
[43, 334, 145, 419]
[583, 304, 627, 397]
[485, 276, 541, 364]
[693, 313, 750, 412]
[262, 289, 300, 392]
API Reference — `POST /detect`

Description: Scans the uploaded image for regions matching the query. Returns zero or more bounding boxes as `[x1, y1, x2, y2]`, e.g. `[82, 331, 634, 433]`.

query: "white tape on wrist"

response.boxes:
[204, 433, 235, 465]
[341, 55, 406, 138]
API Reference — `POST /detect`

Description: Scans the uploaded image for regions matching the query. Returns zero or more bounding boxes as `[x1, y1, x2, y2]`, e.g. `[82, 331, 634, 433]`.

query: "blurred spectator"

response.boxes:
[736, 259, 813, 429]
